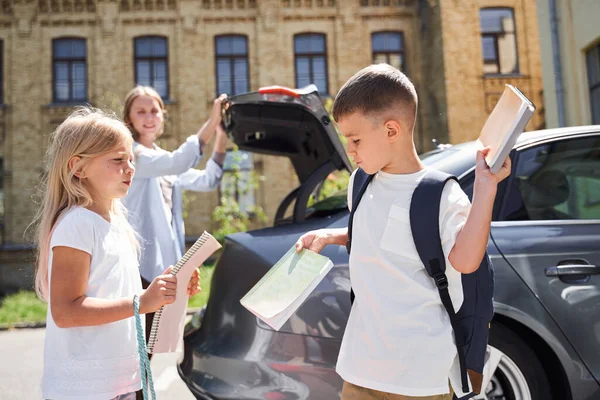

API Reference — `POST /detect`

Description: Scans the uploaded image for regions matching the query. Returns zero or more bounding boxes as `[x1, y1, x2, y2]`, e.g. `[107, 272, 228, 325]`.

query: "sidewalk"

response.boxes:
[0, 327, 195, 399]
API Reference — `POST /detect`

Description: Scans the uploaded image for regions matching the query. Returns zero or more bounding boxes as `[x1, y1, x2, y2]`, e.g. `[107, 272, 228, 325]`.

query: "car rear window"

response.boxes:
[419, 147, 459, 165]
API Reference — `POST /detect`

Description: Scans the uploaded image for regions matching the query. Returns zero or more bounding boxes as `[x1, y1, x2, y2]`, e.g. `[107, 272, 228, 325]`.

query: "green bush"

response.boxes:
[0, 291, 47, 327]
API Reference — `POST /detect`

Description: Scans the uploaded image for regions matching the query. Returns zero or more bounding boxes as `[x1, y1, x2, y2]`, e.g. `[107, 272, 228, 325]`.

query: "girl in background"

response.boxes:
[122, 87, 228, 360]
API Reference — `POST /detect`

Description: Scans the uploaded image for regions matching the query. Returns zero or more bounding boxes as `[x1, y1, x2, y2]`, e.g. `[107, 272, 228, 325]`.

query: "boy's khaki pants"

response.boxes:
[341, 381, 453, 400]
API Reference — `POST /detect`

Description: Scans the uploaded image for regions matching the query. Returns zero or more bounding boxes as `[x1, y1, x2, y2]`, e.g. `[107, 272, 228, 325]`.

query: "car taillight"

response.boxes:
[258, 85, 301, 98]
[264, 392, 287, 400]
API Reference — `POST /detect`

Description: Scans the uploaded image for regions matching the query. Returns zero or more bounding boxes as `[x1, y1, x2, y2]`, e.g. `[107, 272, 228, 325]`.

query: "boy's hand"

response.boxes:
[295, 230, 330, 254]
[187, 268, 202, 297]
[139, 266, 177, 314]
[475, 147, 512, 191]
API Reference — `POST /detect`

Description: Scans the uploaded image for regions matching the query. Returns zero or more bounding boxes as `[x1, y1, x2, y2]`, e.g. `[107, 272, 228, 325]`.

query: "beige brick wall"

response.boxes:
[439, 0, 545, 145]
[0, 0, 544, 248]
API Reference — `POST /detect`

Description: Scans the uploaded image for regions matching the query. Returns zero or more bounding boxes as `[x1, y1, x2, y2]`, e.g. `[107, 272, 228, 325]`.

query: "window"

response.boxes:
[53, 38, 87, 102]
[479, 8, 519, 75]
[294, 33, 328, 95]
[586, 43, 600, 124]
[372, 32, 404, 71]
[215, 35, 249, 96]
[500, 136, 600, 221]
[135, 36, 169, 99]
[221, 150, 255, 213]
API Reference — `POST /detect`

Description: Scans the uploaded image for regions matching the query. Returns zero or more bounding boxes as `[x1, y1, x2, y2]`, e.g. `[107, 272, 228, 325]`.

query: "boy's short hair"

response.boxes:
[332, 64, 418, 130]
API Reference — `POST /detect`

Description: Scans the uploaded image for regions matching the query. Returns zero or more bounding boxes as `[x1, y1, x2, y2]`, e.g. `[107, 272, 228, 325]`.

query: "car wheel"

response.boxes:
[475, 323, 553, 400]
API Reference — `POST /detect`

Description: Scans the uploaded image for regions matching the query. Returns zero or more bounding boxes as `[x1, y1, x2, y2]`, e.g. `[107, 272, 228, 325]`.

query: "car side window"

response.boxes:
[500, 135, 600, 221]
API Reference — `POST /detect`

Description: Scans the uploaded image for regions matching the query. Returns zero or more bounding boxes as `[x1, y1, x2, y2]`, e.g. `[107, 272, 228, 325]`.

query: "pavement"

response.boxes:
[0, 328, 195, 400]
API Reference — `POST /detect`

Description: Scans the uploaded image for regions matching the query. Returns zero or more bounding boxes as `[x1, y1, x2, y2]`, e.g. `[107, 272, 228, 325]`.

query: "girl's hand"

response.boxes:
[140, 266, 177, 314]
[187, 268, 202, 297]
[210, 94, 228, 125]
[475, 147, 511, 193]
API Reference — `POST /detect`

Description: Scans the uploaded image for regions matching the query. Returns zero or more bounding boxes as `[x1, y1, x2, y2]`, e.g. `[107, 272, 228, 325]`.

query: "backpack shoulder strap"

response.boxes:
[346, 168, 374, 254]
[409, 169, 457, 279]
[410, 169, 471, 394]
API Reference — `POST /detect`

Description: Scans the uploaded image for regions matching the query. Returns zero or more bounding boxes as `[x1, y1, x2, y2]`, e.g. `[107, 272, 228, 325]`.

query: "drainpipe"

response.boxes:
[549, 0, 566, 127]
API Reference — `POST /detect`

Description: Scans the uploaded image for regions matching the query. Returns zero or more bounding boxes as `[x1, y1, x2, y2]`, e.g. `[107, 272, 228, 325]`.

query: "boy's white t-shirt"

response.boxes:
[42, 207, 143, 400]
[336, 168, 471, 397]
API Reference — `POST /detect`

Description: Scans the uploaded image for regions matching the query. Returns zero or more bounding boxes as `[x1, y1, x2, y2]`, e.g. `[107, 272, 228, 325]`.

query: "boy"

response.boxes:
[295, 64, 511, 399]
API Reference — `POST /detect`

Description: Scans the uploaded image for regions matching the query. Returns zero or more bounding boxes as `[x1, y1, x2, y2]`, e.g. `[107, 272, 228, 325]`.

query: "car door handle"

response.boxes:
[545, 265, 600, 277]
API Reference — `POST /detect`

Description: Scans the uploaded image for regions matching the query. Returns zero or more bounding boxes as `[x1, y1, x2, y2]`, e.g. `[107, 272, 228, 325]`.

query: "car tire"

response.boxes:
[484, 322, 554, 400]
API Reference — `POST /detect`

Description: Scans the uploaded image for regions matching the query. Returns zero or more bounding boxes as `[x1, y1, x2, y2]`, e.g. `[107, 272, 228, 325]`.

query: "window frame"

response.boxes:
[479, 7, 520, 76]
[586, 42, 600, 124]
[52, 37, 88, 103]
[495, 134, 600, 223]
[293, 33, 329, 96]
[214, 34, 250, 97]
[134, 35, 170, 100]
[371, 31, 405, 71]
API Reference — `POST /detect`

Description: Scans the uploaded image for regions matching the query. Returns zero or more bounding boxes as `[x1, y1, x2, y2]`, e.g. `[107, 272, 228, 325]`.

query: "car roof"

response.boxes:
[516, 125, 600, 147]
[425, 125, 600, 176]
[441, 125, 600, 152]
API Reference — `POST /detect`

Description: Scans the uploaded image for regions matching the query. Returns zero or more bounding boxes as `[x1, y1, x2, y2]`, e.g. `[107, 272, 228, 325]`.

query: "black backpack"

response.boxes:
[346, 168, 494, 399]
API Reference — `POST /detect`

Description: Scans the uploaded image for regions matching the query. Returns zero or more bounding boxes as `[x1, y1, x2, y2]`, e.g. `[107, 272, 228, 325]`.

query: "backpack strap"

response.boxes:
[347, 168, 375, 254]
[347, 168, 374, 304]
[409, 169, 470, 394]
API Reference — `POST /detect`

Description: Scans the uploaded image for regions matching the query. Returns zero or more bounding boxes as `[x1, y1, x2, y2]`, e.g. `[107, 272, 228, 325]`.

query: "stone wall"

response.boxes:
[0, 0, 544, 291]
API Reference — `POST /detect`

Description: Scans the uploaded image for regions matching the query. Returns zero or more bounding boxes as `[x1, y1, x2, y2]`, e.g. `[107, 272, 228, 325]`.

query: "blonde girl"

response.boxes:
[33, 108, 191, 400]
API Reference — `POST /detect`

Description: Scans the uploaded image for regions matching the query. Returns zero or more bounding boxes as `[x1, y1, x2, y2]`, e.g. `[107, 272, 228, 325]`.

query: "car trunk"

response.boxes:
[223, 86, 352, 184]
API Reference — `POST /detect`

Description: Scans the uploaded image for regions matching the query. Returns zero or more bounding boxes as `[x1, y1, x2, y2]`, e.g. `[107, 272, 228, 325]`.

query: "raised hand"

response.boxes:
[475, 147, 512, 188]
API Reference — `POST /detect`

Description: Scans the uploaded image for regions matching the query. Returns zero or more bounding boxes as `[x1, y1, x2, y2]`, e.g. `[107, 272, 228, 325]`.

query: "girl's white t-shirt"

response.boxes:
[42, 207, 143, 400]
[336, 168, 472, 397]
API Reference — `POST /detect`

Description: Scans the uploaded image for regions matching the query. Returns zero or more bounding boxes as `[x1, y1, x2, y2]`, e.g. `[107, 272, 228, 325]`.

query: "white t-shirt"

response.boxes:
[42, 207, 143, 400]
[336, 168, 471, 397]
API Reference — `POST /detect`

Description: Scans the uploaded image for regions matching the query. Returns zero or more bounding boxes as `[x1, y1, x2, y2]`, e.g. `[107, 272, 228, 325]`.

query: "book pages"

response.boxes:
[240, 246, 334, 331]
[478, 84, 535, 174]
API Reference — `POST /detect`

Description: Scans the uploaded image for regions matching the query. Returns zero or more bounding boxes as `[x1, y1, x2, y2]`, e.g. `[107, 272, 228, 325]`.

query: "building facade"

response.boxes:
[536, 0, 600, 128]
[0, 0, 544, 290]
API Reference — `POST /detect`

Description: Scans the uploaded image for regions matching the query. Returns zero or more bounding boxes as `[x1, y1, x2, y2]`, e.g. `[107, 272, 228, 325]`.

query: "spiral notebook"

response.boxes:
[147, 231, 222, 354]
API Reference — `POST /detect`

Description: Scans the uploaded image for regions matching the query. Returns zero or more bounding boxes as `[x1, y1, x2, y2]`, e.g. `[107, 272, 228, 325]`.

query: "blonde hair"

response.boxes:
[32, 107, 139, 301]
[123, 86, 167, 142]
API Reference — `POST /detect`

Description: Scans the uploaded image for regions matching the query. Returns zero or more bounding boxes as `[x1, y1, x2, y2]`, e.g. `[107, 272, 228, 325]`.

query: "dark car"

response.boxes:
[178, 86, 600, 400]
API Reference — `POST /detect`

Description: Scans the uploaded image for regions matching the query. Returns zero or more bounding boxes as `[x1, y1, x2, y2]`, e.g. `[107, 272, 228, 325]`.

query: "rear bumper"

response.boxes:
[178, 325, 343, 400]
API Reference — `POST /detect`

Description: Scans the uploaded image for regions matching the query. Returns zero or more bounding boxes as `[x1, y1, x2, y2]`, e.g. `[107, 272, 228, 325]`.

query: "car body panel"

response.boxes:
[490, 237, 600, 400]
[491, 222, 600, 385]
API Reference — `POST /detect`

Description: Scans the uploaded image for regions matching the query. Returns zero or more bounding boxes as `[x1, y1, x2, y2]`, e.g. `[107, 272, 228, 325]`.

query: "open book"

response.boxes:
[478, 84, 536, 173]
[240, 246, 334, 331]
[147, 231, 222, 354]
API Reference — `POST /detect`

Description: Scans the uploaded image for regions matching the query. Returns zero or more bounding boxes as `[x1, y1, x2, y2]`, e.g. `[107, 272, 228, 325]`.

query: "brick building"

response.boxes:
[0, 0, 544, 291]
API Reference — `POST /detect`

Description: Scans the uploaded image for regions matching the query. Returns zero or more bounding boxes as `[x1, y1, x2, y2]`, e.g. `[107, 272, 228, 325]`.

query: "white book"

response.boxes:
[147, 231, 222, 354]
[478, 84, 536, 173]
[240, 246, 334, 331]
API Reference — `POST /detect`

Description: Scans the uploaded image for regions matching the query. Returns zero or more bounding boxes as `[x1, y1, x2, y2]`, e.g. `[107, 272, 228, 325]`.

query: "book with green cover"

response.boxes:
[240, 246, 334, 331]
